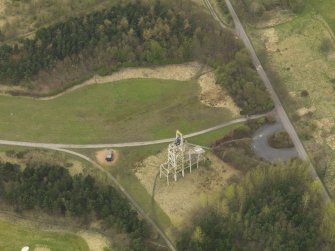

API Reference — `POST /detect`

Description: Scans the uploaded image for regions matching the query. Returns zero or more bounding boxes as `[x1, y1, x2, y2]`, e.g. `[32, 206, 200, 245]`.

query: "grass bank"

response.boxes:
[0, 78, 235, 144]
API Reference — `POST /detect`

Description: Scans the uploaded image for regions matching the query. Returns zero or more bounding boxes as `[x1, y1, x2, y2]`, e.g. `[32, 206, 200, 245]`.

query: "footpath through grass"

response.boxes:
[0, 219, 89, 251]
[0, 78, 235, 144]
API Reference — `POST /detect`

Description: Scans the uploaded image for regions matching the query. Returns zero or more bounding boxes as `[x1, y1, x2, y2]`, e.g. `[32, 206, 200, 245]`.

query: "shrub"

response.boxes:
[268, 131, 294, 148]
[300, 90, 309, 97]
[320, 38, 334, 54]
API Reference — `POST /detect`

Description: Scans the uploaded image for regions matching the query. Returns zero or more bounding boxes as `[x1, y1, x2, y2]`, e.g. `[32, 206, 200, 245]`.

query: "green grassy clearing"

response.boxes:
[308, 0, 335, 33]
[0, 220, 89, 251]
[0, 78, 235, 144]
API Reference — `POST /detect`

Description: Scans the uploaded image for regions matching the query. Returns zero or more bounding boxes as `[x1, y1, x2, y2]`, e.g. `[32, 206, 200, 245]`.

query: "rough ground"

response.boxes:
[255, 9, 294, 28]
[260, 28, 279, 52]
[198, 68, 240, 114]
[34, 247, 50, 251]
[0, 84, 25, 94]
[252, 13, 335, 195]
[78, 231, 110, 251]
[135, 150, 240, 228]
[0, 0, 5, 25]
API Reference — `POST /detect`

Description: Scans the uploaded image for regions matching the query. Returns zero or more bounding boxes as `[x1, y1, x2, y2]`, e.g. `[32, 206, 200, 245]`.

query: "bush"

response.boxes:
[300, 90, 309, 97]
[232, 0, 306, 20]
[215, 49, 273, 114]
[320, 38, 334, 54]
[268, 131, 294, 148]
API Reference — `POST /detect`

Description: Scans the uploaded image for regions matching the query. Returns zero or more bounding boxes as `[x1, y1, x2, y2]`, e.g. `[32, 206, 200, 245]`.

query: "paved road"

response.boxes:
[0, 114, 265, 149]
[221, 0, 330, 201]
[252, 122, 298, 162]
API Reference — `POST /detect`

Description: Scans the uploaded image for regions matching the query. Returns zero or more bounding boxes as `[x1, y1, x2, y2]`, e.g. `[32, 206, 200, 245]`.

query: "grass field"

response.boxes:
[246, 1, 335, 195]
[187, 123, 243, 146]
[0, 219, 89, 251]
[309, 0, 335, 33]
[0, 78, 235, 144]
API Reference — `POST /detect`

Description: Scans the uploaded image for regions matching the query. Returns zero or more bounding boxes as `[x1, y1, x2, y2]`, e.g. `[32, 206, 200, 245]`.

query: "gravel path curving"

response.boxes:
[251, 122, 298, 162]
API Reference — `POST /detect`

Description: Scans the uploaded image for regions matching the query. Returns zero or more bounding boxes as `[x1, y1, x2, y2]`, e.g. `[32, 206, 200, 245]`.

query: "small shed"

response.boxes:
[105, 151, 113, 162]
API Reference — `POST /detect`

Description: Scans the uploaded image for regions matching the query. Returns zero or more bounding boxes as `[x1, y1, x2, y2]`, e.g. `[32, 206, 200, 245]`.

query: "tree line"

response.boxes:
[0, 162, 149, 251]
[0, 1, 196, 83]
[0, 1, 273, 115]
[177, 161, 335, 251]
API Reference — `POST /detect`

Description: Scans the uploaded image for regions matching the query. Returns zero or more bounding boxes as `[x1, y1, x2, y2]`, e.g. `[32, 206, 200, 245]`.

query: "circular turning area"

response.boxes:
[252, 122, 298, 162]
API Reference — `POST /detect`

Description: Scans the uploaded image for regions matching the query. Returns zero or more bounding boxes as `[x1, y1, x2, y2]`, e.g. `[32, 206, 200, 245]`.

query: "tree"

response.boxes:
[177, 161, 333, 251]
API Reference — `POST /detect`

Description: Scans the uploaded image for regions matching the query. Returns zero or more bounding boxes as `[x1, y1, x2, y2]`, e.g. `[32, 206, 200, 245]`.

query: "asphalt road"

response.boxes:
[252, 122, 298, 162]
[223, 0, 330, 201]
